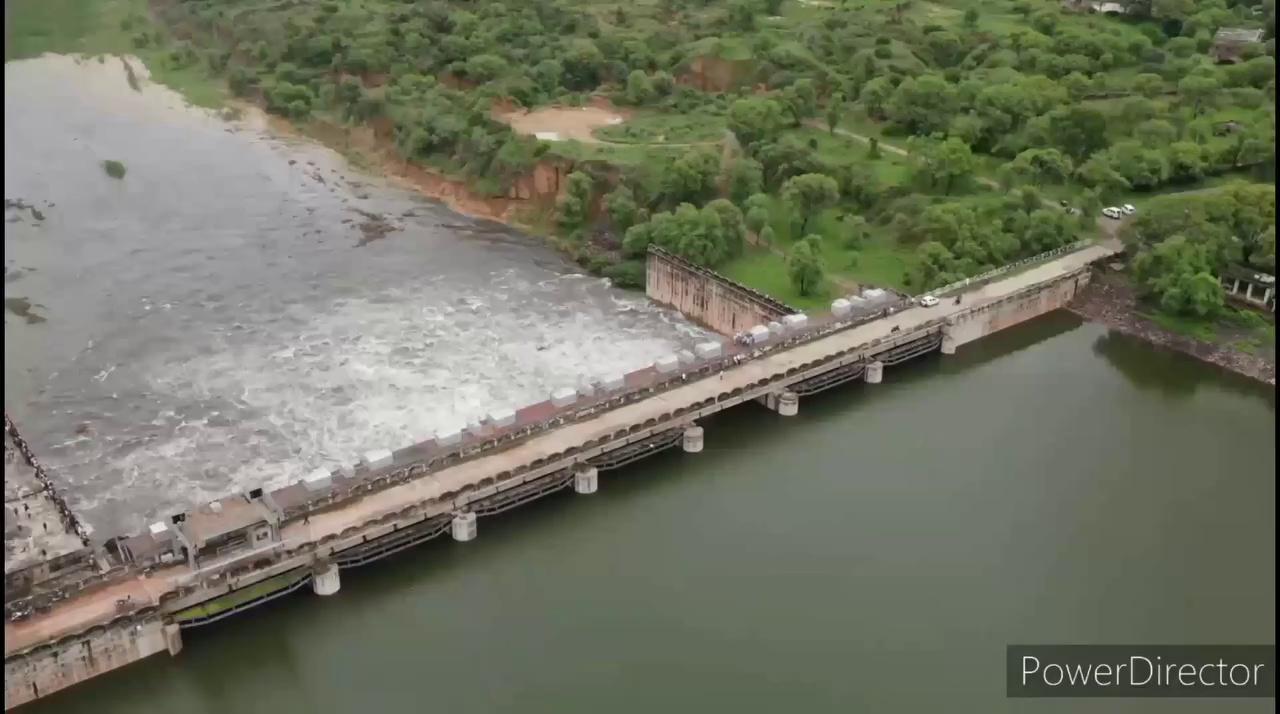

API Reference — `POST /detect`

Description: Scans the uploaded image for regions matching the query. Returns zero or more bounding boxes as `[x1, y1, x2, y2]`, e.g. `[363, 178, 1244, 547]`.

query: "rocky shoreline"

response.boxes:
[1069, 270, 1276, 386]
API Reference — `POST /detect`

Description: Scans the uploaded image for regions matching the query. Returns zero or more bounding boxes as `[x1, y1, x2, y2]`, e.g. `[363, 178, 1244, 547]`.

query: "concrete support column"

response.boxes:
[451, 512, 477, 542]
[1263, 288, 1272, 304]
[1233, 279, 1241, 294]
[162, 623, 183, 656]
[776, 391, 799, 416]
[1245, 283, 1254, 300]
[573, 465, 599, 495]
[312, 562, 340, 596]
[682, 425, 704, 453]
[865, 360, 884, 384]
[940, 328, 957, 356]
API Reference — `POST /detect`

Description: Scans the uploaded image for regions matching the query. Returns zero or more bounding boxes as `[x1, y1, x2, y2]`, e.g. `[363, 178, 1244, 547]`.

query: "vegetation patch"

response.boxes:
[101, 159, 127, 179]
[172, 570, 308, 622]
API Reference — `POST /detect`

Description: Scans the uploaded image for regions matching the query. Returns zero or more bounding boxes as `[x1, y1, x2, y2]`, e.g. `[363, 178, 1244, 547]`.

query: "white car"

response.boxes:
[1102, 207, 1122, 220]
[919, 295, 939, 307]
[1121, 204, 1137, 215]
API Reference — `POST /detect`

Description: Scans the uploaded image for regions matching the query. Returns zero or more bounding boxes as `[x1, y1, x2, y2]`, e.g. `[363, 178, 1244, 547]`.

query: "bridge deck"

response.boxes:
[3, 241, 1117, 656]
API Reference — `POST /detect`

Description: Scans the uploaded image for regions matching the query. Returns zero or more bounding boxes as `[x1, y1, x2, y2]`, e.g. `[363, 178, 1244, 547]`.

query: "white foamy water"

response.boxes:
[4, 55, 708, 536]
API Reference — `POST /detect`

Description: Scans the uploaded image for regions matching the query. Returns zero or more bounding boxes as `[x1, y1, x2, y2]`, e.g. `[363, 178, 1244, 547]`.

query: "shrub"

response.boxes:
[102, 160, 127, 179]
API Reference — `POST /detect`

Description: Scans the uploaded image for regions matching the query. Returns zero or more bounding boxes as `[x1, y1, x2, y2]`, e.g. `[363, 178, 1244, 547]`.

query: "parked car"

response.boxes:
[919, 295, 940, 307]
[1121, 204, 1137, 215]
[1102, 207, 1122, 220]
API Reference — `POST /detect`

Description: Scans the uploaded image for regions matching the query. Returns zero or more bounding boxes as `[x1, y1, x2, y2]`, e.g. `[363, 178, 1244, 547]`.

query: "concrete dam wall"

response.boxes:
[3, 242, 1120, 709]
[944, 268, 1092, 350]
[4, 615, 178, 708]
[645, 247, 794, 336]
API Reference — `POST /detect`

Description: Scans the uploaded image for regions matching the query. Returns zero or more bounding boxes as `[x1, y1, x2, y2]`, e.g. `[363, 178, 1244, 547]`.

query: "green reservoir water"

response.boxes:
[26, 314, 1275, 713]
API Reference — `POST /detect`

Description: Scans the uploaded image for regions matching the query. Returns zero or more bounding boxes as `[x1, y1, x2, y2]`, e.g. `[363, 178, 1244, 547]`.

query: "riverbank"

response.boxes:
[1069, 270, 1276, 386]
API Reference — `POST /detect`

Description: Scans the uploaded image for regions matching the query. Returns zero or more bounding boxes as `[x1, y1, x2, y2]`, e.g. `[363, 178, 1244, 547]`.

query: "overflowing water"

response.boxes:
[4, 55, 708, 537]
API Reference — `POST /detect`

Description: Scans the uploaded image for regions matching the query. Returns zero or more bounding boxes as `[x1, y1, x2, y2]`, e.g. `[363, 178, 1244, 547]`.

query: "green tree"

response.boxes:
[1131, 235, 1224, 317]
[1045, 105, 1110, 162]
[858, 77, 894, 119]
[825, 93, 844, 134]
[886, 74, 956, 135]
[704, 199, 747, 258]
[1001, 148, 1074, 187]
[728, 0, 760, 30]
[605, 185, 639, 232]
[727, 97, 787, 147]
[727, 158, 764, 204]
[559, 171, 594, 231]
[782, 173, 840, 235]
[910, 136, 976, 194]
[840, 214, 867, 250]
[1133, 73, 1165, 99]
[1178, 73, 1219, 115]
[781, 79, 818, 126]
[466, 54, 506, 82]
[787, 235, 826, 296]
[1166, 141, 1206, 183]
[759, 225, 776, 246]
[745, 204, 770, 234]
[661, 151, 720, 206]
[1135, 119, 1177, 149]
[867, 137, 881, 159]
[623, 70, 655, 105]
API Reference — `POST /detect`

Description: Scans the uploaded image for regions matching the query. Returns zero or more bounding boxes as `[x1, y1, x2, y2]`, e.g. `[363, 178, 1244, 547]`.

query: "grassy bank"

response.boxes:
[7, 0, 226, 107]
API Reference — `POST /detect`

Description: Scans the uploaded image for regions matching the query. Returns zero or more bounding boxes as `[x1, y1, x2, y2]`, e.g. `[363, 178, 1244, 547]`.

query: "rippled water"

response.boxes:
[4, 55, 707, 537]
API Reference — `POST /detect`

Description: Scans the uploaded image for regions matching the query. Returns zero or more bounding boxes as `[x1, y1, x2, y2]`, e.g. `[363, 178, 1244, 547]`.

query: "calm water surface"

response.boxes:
[25, 315, 1275, 713]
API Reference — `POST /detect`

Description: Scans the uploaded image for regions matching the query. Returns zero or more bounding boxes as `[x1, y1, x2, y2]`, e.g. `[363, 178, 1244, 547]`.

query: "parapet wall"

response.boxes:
[646, 247, 794, 336]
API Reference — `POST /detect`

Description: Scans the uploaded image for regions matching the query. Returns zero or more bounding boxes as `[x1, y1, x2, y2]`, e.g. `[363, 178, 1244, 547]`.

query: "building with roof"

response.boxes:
[1211, 28, 1266, 64]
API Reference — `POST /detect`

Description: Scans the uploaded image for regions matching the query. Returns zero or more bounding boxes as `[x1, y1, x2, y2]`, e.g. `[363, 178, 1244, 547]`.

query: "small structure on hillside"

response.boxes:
[1210, 28, 1265, 64]
[1061, 0, 1132, 15]
[1214, 120, 1246, 136]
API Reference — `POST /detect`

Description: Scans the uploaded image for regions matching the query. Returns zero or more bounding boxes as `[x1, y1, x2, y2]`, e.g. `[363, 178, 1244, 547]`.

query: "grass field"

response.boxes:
[6, 0, 227, 107]
[595, 111, 727, 145]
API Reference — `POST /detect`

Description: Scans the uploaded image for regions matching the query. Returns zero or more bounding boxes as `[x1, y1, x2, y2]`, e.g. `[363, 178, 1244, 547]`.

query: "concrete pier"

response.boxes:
[312, 562, 340, 596]
[573, 465, 599, 495]
[682, 426, 704, 453]
[940, 331, 957, 355]
[865, 361, 884, 384]
[758, 390, 799, 415]
[451, 512, 477, 542]
[776, 391, 799, 416]
[162, 623, 182, 657]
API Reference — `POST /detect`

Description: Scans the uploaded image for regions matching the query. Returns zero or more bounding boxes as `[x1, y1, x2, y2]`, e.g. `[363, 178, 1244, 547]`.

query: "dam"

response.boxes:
[3, 238, 1119, 708]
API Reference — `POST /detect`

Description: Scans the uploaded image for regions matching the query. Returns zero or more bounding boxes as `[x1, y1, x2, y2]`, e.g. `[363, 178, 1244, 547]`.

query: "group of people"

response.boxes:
[6, 416, 91, 546]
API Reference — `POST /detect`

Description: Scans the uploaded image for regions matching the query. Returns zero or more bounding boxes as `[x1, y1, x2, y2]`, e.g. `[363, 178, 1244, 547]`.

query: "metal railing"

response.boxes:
[921, 240, 1094, 299]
